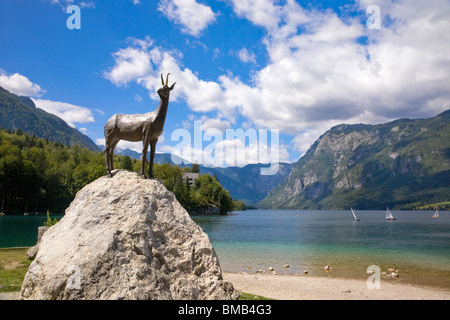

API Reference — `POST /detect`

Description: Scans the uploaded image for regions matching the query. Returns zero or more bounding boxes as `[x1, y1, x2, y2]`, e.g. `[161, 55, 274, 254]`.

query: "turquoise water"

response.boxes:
[192, 210, 450, 288]
[1, 209, 449, 288]
[0, 214, 59, 248]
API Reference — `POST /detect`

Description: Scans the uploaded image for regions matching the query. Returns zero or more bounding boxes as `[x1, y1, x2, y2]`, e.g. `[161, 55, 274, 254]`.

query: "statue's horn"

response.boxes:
[166, 73, 170, 86]
[161, 74, 164, 86]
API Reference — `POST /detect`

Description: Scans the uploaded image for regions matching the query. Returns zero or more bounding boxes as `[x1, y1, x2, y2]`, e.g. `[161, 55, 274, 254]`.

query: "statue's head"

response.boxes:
[158, 73, 176, 99]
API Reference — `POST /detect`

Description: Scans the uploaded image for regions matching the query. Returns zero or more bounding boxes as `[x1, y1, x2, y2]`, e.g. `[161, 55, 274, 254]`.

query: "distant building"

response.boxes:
[182, 173, 199, 186]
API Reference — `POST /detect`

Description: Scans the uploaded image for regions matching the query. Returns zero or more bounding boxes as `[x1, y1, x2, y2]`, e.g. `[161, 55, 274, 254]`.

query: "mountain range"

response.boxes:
[0, 86, 100, 151]
[113, 146, 293, 205]
[1, 85, 448, 209]
[259, 110, 450, 210]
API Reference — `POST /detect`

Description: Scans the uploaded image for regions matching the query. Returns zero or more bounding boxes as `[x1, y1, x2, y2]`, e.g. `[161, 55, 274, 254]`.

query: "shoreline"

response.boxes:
[223, 271, 450, 300]
[2, 273, 448, 300]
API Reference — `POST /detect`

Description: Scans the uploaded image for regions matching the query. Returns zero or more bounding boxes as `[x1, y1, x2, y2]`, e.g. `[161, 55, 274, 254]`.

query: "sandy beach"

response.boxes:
[2, 274, 449, 300]
[223, 272, 450, 300]
[2, 273, 448, 300]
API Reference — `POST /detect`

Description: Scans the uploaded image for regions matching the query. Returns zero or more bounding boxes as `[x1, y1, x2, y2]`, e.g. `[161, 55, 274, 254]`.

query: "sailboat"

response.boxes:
[385, 207, 395, 220]
[0, 199, 4, 216]
[351, 208, 360, 221]
[23, 201, 30, 216]
[432, 209, 439, 218]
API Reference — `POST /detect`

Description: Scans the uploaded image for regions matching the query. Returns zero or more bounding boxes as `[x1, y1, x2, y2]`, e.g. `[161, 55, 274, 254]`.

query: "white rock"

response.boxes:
[20, 170, 238, 300]
[27, 226, 49, 260]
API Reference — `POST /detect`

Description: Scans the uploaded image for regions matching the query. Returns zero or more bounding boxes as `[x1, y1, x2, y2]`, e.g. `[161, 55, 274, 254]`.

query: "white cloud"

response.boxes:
[221, 0, 450, 152]
[202, 118, 231, 133]
[237, 48, 256, 64]
[103, 37, 157, 86]
[79, 2, 95, 8]
[32, 99, 95, 128]
[0, 71, 45, 97]
[47, 0, 95, 10]
[135, 94, 143, 102]
[171, 133, 288, 167]
[158, 0, 216, 37]
[105, 0, 449, 158]
[116, 141, 143, 153]
[96, 139, 143, 154]
[104, 41, 226, 115]
[96, 138, 105, 147]
[231, 0, 282, 32]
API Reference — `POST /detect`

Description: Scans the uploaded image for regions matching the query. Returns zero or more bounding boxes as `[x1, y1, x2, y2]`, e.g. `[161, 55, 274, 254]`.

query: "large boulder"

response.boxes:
[27, 226, 49, 260]
[20, 170, 238, 300]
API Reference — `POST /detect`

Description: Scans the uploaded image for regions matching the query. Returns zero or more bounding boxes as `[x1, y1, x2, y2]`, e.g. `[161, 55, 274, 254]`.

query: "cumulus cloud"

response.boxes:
[202, 118, 231, 133]
[158, 0, 216, 37]
[0, 71, 45, 97]
[104, 39, 226, 116]
[46, 0, 95, 10]
[223, 0, 450, 151]
[105, 0, 449, 157]
[32, 99, 95, 128]
[103, 37, 157, 86]
[170, 130, 289, 167]
[237, 48, 256, 64]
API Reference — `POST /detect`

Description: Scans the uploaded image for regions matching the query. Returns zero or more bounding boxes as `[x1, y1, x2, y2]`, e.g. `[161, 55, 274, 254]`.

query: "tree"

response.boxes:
[0, 128, 241, 215]
[121, 155, 133, 170]
[191, 162, 200, 173]
[218, 189, 233, 213]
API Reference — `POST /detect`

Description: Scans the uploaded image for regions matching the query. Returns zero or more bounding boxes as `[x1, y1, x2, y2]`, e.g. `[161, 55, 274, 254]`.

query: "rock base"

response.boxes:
[20, 170, 238, 300]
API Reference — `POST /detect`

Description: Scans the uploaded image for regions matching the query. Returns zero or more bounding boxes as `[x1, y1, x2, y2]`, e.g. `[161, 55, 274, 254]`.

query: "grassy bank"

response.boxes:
[0, 248, 31, 292]
[0, 247, 270, 300]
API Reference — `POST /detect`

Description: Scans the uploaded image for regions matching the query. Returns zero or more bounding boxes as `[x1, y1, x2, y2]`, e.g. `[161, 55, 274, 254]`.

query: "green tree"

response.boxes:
[191, 162, 200, 173]
[121, 155, 133, 171]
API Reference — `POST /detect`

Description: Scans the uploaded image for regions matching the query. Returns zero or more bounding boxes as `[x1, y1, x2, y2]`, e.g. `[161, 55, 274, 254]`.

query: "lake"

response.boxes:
[1, 209, 449, 289]
[192, 209, 450, 289]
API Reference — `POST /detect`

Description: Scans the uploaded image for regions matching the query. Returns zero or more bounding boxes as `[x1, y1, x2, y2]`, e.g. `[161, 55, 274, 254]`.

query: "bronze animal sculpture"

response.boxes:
[104, 73, 175, 178]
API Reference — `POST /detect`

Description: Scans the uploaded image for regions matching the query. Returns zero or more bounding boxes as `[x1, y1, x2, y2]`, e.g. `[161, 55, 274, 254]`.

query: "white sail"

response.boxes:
[351, 208, 360, 221]
[432, 210, 439, 218]
[385, 207, 395, 220]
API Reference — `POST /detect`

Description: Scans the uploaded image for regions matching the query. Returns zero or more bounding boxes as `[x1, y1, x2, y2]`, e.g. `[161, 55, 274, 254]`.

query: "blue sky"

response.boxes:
[0, 0, 449, 166]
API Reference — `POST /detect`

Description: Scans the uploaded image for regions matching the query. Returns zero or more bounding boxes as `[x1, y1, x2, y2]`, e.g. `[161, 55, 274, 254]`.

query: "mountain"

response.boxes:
[113, 147, 191, 167]
[0, 86, 100, 151]
[112, 147, 293, 205]
[259, 110, 450, 210]
[200, 163, 293, 205]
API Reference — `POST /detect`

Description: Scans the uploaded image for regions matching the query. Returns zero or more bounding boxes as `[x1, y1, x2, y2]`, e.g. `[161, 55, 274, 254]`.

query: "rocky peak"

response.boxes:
[260, 110, 450, 209]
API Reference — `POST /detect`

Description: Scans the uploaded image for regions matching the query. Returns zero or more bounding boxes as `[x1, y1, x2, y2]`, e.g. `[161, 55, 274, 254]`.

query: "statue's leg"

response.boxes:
[149, 140, 157, 179]
[141, 142, 148, 178]
[104, 146, 110, 175]
[110, 141, 119, 171]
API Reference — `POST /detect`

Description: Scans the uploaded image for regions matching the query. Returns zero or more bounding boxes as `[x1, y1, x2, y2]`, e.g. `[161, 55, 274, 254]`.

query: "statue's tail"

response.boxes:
[114, 114, 119, 129]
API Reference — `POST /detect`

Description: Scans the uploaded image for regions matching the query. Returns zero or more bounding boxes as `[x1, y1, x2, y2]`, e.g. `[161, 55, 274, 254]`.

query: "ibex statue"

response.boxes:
[104, 73, 176, 178]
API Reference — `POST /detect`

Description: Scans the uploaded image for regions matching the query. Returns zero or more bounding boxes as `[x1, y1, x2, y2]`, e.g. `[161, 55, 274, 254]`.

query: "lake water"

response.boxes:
[1, 209, 449, 289]
[192, 210, 450, 289]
